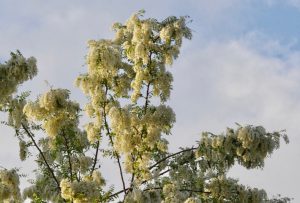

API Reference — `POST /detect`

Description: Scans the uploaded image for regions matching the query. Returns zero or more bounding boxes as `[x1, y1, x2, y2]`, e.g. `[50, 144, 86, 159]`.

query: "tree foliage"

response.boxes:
[0, 11, 291, 203]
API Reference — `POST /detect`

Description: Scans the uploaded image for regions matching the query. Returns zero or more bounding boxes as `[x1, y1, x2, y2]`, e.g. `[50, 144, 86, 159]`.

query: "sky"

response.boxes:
[0, 0, 300, 202]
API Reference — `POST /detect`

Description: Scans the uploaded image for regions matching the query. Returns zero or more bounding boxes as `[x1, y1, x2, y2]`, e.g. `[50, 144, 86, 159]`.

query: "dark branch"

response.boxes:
[149, 147, 197, 170]
[90, 140, 100, 176]
[103, 84, 127, 194]
[62, 131, 73, 181]
[21, 123, 61, 192]
[109, 147, 198, 199]
[144, 81, 151, 114]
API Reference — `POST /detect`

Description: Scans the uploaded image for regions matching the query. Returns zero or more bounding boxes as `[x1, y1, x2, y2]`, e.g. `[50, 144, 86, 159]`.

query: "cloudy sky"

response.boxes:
[1, 0, 300, 201]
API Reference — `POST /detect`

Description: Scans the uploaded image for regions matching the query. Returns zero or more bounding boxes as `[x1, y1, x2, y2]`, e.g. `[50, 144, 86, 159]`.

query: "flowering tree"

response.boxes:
[0, 11, 291, 203]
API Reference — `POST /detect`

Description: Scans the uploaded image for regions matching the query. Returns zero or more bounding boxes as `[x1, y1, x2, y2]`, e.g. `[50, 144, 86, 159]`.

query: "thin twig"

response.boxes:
[149, 147, 197, 170]
[109, 134, 197, 199]
[143, 186, 210, 194]
[21, 123, 61, 192]
[109, 168, 171, 199]
[144, 81, 151, 114]
[90, 140, 100, 176]
[62, 131, 73, 181]
[109, 181, 210, 200]
[104, 115, 127, 194]
[103, 84, 127, 194]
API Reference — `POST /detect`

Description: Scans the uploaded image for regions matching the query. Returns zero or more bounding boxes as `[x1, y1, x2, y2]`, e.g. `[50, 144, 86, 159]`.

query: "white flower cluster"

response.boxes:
[0, 169, 21, 202]
[85, 122, 100, 144]
[7, 98, 26, 129]
[75, 40, 129, 144]
[75, 11, 191, 184]
[19, 140, 28, 161]
[73, 156, 93, 173]
[23, 174, 63, 202]
[0, 51, 37, 107]
[23, 89, 79, 138]
[87, 40, 121, 78]
[109, 104, 175, 178]
[236, 126, 279, 167]
[162, 183, 188, 203]
[111, 11, 192, 103]
[60, 171, 105, 203]
[205, 176, 267, 202]
[197, 125, 287, 172]
[184, 197, 202, 203]
[124, 188, 161, 203]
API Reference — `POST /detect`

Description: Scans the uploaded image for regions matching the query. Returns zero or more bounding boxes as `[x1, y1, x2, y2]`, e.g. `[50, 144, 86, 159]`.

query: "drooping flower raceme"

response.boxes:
[76, 10, 192, 181]
[0, 51, 37, 108]
[0, 169, 22, 202]
[23, 89, 80, 138]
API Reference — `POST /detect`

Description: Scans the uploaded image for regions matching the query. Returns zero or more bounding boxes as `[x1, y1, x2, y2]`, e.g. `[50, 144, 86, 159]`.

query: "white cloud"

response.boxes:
[265, 0, 300, 8]
[170, 36, 300, 200]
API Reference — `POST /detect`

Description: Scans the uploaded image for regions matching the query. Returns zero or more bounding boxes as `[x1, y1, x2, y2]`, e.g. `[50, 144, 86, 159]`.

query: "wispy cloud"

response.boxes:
[265, 0, 300, 7]
[170, 34, 300, 199]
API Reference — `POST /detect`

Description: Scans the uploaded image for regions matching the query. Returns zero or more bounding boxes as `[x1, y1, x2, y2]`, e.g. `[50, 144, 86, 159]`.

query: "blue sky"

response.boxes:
[1, 0, 300, 202]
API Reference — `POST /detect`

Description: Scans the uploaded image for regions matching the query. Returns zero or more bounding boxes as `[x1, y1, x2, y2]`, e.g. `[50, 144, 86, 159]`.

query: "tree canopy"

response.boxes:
[0, 11, 291, 203]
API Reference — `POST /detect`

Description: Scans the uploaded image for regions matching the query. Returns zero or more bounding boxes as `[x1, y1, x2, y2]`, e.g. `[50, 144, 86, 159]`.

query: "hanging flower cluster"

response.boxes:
[124, 188, 162, 203]
[204, 176, 267, 202]
[20, 88, 108, 202]
[7, 97, 27, 129]
[197, 125, 289, 171]
[0, 51, 37, 108]
[112, 11, 191, 103]
[142, 125, 289, 203]
[23, 89, 80, 138]
[76, 10, 191, 182]
[108, 104, 175, 177]
[60, 171, 105, 203]
[0, 169, 21, 202]
[23, 174, 63, 202]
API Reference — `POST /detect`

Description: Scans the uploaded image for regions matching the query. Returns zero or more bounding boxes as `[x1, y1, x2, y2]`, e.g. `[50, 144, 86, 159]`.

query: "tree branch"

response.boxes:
[90, 140, 100, 176]
[21, 123, 61, 192]
[149, 147, 197, 170]
[104, 114, 127, 194]
[142, 186, 211, 194]
[110, 147, 198, 199]
[62, 131, 73, 181]
[103, 84, 126, 194]
[109, 183, 210, 200]
[143, 51, 153, 115]
[108, 168, 170, 199]
[144, 81, 151, 114]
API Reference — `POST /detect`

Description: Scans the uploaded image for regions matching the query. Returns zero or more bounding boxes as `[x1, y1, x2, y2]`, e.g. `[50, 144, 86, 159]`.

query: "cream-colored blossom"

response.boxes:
[19, 140, 27, 161]
[78, 156, 93, 173]
[85, 123, 100, 144]
[0, 169, 21, 202]
[92, 171, 105, 186]
[184, 197, 202, 203]
[60, 179, 72, 200]
[23, 89, 79, 139]
[0, 51, 37, 107]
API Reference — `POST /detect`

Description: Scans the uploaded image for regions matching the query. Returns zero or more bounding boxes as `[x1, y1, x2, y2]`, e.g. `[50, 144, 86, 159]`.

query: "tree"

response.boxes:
[0, 11, 291, 203]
